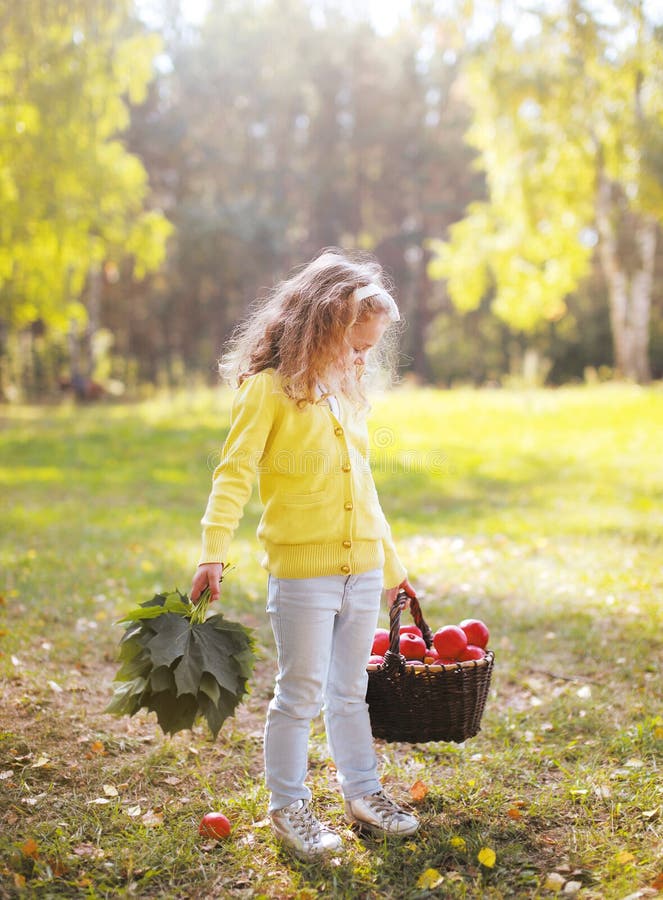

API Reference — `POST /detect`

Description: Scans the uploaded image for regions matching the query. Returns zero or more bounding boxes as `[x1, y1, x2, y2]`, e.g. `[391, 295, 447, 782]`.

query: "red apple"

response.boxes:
[459, 644, 486, 661]
[399, 624, 423, 638]
[371, 628, 390, 656]
[438, 657, 459, 665]
[367, 654, 385, 665]
[399, 633, 427, 660]
[433, 625, 468, 659]
[199, 812, 231, 839]
[424, 647, 440, 664]
[459, 618, 490, 649]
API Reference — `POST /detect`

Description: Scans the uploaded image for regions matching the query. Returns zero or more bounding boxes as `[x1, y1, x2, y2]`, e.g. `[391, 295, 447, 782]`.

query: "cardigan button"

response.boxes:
[341, 565, 350, 574]
[343, 540, 351, 549]
[334, 426, 343, 437]
[344, 501, 353, 511]
[342, 463, 351, 472]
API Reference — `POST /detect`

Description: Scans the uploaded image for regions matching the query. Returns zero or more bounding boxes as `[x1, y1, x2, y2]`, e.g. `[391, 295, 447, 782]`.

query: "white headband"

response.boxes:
[353, 282, 400, 322]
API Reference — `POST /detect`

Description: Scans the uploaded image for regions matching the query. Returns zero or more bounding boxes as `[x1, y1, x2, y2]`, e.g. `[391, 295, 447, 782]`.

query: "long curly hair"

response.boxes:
[218, 248, 402, 406]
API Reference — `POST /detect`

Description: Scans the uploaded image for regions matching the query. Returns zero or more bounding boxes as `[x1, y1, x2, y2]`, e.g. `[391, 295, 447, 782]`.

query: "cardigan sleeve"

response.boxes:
[198, 372, 277, 565]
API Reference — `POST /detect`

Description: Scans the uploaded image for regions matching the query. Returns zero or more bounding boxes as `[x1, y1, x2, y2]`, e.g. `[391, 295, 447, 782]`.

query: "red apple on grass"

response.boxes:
[399, 633, 427, 660]
[459, 618, 490, 649]
[371, 629, 390, 656]
[433, 625, 468, 659]
[199, 812, 231, 839]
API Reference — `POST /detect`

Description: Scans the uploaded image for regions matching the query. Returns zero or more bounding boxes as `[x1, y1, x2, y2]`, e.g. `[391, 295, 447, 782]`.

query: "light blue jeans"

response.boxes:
[264, 568, 383, 812]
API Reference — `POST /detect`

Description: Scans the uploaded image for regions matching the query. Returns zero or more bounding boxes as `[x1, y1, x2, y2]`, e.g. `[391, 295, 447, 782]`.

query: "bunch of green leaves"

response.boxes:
[105, 587, 256, 738]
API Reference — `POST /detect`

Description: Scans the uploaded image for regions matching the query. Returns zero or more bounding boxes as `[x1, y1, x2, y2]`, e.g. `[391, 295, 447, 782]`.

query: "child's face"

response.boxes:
[346, 313, 389, 376]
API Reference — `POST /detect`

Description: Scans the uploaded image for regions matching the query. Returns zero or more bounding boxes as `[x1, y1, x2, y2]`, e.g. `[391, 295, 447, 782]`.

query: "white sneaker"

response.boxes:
[270, 800, 342, 859]
[345, 791, 419, 836]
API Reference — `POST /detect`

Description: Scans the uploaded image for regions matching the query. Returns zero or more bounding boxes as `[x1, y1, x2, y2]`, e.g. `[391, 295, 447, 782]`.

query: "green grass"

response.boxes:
[1, 383, 662, 899]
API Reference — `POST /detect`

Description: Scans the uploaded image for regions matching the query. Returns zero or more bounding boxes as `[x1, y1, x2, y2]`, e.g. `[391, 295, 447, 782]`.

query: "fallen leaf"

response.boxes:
[13, 874, 26, 889]
[87, 797, 111, 805]
[507, 807, 523, 820]
[449, 836, 466, 851]
[416, 868, 444, 889]
[477, 847, 496, 868]
[615, 850, 635, 865]
[89, 740, 105, 755]
[162, 776, 182, 786]
[654, 726, 663, 740]
[544, 872, 566, 891]
[0, 769, 14, 780]
[47, 680, 63, 693]
[141, 809, 163, 827]
[126, 805, 142, 818]
[563, 882, 582, 895]
[73, 843, 105, 859]
[103, 784, 119, 797]
[409, 780, 429, 802]
[651, 872, 663, 890]
[31, 755, 50, 769]
[21, 838, 39, 859]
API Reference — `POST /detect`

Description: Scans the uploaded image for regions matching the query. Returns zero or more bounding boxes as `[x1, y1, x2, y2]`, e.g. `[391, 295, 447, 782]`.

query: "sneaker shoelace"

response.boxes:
[364, 791, 408, 825]
[283, 803, 322, 844]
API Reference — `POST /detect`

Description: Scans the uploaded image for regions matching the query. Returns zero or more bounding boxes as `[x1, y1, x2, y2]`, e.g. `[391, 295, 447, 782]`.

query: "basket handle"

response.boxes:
[383, 589, 435, 668]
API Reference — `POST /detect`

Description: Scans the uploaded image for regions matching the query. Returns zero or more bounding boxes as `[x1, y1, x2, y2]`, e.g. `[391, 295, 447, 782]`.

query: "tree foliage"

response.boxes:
[0, 0, 172, 334]
[428, 0, 663, 379]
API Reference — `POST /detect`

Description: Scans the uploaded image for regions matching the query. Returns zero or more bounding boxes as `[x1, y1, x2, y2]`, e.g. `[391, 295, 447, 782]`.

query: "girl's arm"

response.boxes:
[198, 371, 278, 571]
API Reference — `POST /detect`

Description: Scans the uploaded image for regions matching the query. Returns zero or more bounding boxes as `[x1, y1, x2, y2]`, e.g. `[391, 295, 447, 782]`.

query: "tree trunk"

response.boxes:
[596, 174, 656, 383]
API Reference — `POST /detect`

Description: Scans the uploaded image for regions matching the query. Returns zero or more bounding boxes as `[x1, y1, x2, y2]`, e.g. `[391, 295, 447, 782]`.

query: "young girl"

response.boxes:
[190, 249, 418, 859]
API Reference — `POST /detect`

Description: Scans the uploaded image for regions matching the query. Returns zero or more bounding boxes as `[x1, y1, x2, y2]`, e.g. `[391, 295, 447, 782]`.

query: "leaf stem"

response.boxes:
[189, 586, 210, 625]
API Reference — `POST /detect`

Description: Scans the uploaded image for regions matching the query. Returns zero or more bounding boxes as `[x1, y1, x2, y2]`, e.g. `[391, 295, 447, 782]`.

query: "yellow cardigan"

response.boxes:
[199, 369, 406, 589]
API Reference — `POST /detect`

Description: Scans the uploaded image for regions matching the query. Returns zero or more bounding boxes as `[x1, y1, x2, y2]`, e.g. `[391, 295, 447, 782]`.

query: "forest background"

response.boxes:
[1, 0, 662, 399]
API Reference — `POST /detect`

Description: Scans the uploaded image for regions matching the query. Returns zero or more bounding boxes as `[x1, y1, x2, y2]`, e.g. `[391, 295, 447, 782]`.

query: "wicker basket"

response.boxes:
[365, 591, 494, 743]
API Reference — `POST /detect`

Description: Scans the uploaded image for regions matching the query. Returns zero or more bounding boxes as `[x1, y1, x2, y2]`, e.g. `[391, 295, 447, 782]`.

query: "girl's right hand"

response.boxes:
[190, 562, 224, 604]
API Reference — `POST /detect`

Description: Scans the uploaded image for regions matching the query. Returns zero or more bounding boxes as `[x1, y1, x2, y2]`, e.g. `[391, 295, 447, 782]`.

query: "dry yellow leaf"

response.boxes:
[507, 807, 522, 820]
[615, 850, 634, 865]
[449, 836, 466, 851]
[544, 872, 565, 891]
[416, 868, 444, 889]
[409, 780, 429, 802]
[477, 847, 496, 868]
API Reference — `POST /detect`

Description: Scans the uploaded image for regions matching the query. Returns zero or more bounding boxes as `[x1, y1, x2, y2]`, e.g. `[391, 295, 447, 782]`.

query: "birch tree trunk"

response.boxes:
[596, 173, 657, 383]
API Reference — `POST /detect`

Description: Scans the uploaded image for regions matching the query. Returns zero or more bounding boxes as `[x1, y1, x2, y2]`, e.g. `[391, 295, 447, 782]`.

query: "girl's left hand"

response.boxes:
[385, 577, 417, 608]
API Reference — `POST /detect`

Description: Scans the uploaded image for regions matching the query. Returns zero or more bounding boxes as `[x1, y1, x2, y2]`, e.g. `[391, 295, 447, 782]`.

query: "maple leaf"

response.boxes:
[105, 586, 256, 739]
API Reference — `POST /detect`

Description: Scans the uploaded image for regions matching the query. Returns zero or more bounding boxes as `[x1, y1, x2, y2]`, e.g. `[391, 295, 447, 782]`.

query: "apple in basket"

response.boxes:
[433, 625, 468, 659]
[368, 654, 385, 665]
[459, 645, 486, 661]
[371, 629, 390, 656]
[399, 624, 423, 638]
[399, 633, 427, 660]
[459, 618, 490, 649]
